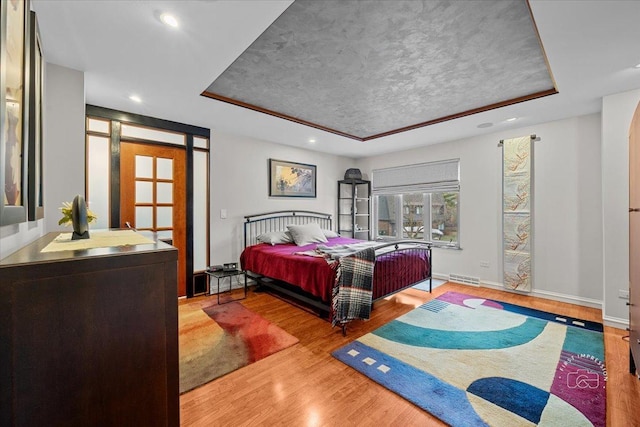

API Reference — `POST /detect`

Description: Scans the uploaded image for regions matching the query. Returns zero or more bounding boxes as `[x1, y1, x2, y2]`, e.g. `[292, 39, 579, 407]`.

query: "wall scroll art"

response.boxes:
[502, 135, 533, 292]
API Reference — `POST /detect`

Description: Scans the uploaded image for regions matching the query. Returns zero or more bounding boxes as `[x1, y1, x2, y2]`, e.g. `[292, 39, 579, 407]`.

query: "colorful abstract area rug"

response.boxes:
[332, 291, 606, 426]
[179, 301, 299, 393]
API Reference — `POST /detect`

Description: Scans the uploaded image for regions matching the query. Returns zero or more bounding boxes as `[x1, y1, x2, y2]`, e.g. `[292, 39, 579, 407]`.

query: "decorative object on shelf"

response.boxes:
[71, 195, 90, 240]
[269, 158, 317, 198]
[58, 195, 97, 240]
[344, 168, 362, 180]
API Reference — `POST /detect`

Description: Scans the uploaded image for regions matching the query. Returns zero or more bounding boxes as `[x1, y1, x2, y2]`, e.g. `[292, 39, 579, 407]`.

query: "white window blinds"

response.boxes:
[372, 159, 460, 194]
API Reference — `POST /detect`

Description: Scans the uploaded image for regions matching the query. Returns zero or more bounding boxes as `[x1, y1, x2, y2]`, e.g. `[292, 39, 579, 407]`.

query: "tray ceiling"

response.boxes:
[203, 0, 556, 141]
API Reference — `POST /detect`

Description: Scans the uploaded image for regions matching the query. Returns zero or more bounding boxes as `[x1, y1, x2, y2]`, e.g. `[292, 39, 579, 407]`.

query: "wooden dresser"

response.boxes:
[0, 232, 179, 426]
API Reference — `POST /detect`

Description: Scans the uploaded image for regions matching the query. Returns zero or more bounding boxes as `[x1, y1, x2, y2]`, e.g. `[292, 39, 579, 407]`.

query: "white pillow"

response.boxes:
[287, 223, 328, 246]
[257, 231, 292, 245]
[322, 229, 339, 238]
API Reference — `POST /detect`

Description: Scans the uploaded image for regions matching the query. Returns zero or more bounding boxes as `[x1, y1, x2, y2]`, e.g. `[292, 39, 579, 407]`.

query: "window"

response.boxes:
[372, 160, 460, 248]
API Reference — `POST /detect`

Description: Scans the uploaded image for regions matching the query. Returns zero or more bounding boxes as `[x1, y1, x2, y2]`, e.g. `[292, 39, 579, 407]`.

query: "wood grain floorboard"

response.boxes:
[180, 282, 640, 426]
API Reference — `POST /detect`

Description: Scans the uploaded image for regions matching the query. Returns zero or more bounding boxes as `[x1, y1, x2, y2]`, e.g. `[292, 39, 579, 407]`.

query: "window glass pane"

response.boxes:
[135, 206, 153, 229]
[193, 150, 208, 271]
[157, 206, 173, 228]
[135, 155, 153, 178]
[432, 192, 458, 243]
[376, 195, 397, 237]
[374, 179, 459, 246]
[87, 117, 110, 134]
[194, 136, 209, 149]
[157, 158, 173, 180]
[87, 135, 110, 229]
[402, 193, 424, 239]
[121, 123, 185, 145]
[156, 182, 173, 204]
[135, 181, 153, 203]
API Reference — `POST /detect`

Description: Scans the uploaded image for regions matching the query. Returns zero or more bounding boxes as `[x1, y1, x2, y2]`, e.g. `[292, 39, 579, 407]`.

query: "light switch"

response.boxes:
[220, 209, 227, 219]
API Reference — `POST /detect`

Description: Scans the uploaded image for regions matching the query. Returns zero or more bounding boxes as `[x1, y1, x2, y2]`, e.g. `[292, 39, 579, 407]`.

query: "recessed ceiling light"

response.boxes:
[506, 117, 518, 122]
[634, 63, 640, 69]
[129, 95, 142, 103]
[308, 138, 316, 144]
[477, 122, 493, 128]
[160, 13, 179, 28]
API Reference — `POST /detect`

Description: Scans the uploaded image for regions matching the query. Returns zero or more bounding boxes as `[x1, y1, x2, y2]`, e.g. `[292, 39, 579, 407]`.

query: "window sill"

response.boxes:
[431, 243, 462, 250]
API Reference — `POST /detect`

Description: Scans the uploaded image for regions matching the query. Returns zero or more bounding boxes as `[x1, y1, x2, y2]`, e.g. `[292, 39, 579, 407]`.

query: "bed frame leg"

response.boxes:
[341, 323, 347, 337]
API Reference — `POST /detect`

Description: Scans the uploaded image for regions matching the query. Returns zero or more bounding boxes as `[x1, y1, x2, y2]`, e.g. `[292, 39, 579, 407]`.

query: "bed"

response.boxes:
[240, 211, 432, 332]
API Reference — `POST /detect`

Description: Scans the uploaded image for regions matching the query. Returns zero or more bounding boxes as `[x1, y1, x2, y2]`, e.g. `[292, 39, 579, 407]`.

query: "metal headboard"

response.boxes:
[244, 210, 332, 248]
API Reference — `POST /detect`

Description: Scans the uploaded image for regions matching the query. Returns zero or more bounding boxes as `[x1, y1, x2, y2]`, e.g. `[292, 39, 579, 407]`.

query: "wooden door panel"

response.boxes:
[120, 142, 187, 297]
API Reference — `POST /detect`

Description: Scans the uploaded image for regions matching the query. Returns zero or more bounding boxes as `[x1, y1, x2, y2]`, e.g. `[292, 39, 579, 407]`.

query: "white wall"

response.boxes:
[209, 130, 352, 266]
[42, 64, 86, 234]
[0, 220, 44, 259]
[0, 63, 84, 259]
[357, 114, 604, 307]
[602, 88, 640, 325]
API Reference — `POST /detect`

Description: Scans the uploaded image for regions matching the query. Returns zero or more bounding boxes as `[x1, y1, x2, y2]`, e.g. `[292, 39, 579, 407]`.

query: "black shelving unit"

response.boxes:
[338, 179, 371, 240]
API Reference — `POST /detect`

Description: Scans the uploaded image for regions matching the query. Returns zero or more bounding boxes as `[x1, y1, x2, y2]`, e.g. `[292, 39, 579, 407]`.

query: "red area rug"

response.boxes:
[179, 301, 298, 393]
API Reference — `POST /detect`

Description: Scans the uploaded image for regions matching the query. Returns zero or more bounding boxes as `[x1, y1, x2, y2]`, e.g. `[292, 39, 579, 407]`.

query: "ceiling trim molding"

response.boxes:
[362, 88, 558, 141]
[526, 0, 558, 92]
[200, 91, 362, 140]
[201, 88, 558, 142]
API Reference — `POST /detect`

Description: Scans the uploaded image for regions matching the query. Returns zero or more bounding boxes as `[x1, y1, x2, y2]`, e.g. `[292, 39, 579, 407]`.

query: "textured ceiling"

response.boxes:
[203, 0, 556, 141]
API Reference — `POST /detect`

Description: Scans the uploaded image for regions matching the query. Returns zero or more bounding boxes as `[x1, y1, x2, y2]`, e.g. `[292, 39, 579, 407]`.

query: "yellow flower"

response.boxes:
[58, 201, 98, 226]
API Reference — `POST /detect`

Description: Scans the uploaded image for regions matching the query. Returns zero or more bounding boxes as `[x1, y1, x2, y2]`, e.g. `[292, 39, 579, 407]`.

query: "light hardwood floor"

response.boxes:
[180, 282, 640, 426]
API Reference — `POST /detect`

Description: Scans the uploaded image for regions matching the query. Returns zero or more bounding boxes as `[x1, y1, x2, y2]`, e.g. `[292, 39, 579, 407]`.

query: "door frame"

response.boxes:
[86, 105, 210, 298]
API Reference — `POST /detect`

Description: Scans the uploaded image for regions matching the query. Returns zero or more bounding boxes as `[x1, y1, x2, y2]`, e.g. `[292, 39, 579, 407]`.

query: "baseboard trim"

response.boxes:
[432, 273, 453, 282]
[602, 315, 629, 330]
[434, 272, 482, 287]
[530, 289, 602, 310]
[418, 275, 631, 329]
[452, 280, 604, 309]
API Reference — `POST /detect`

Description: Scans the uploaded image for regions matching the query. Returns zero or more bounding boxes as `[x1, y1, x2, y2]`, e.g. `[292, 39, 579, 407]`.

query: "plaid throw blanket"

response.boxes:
[316, 241, 378, 261]
[331, 247, 375, 327]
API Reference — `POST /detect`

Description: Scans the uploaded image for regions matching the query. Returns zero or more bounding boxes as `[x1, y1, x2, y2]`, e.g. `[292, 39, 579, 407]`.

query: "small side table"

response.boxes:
[206, 269, 246, 304]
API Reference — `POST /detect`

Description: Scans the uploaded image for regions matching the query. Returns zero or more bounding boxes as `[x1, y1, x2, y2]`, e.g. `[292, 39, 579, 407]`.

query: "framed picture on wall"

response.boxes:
[27, 10, 43, 220]
[268, 159, 316, 198]
[0, 0, 29, 225]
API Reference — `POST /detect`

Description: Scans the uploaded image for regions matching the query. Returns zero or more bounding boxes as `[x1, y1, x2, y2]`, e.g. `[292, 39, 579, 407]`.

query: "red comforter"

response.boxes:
[240, 237, 430, 303]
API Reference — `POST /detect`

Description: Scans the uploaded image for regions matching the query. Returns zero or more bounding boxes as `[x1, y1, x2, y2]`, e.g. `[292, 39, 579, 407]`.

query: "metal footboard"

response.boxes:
[372, 241, 433, 299]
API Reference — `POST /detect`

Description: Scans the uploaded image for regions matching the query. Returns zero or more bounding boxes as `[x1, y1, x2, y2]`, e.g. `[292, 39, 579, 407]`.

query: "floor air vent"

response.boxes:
[449, 273, 480, 286]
